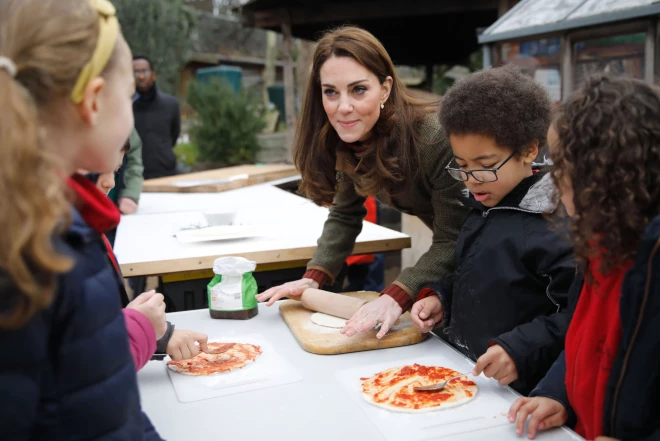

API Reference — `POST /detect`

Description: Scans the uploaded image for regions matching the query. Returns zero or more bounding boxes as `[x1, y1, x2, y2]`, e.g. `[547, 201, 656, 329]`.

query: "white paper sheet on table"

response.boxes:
[174, 225, 267, 243]
[336, 354, 513, 441]
[164, 333, 302, 403]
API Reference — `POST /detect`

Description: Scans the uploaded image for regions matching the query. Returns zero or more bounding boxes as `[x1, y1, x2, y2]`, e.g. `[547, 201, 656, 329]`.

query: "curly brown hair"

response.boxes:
[439, 65, 551, 157]
[551, 74, 660, 274]
[294, 26, 438, 206]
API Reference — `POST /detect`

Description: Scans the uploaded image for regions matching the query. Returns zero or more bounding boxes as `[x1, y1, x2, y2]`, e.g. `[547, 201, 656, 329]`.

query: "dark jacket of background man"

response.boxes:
[132, 55, 181, 180]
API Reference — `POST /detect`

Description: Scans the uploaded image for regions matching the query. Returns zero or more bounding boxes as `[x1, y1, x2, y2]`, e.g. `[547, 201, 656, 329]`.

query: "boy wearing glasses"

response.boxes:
[411, 65, 576, 395]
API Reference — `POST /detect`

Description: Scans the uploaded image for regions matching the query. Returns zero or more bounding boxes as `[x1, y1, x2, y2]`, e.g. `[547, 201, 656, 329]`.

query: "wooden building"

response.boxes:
[480, 0, 660, 103]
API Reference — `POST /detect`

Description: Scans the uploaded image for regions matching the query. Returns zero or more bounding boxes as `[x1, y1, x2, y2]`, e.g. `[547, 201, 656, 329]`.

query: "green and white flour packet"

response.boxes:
[208, 257, 258, 312]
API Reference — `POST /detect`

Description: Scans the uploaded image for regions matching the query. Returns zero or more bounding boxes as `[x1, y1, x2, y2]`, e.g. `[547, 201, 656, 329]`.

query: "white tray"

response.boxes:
[336, 354, 513, 441]
[163, 333, 302, 403]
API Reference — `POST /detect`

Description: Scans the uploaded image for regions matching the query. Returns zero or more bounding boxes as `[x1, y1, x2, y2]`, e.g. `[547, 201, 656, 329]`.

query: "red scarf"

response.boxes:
[565, 256, 631, 440]
[67, 174, 120, 234]
[67, 174, 121, 274]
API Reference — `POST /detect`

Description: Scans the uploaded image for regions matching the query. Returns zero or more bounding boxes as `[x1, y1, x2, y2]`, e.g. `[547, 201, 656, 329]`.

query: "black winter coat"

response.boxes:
[0, 209, 161, 441]
[133, 84, 181, 180]
[429, 171, 576, 395]
[533, 214, 660, 440]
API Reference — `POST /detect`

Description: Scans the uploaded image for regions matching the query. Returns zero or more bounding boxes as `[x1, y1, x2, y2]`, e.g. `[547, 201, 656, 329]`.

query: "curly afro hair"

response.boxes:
[551, 74, 660, 275]
[439, 65, 551, 157]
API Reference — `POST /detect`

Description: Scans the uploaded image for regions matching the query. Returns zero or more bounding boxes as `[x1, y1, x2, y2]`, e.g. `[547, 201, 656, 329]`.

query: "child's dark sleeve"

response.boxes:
[141, 411, 165, 441]
[491, 221, 576, 390]
[634, 430, 660, 441]
[0, 296, 45, 440]
[529, 351, 577, 426]
[156, 321, 175, 354]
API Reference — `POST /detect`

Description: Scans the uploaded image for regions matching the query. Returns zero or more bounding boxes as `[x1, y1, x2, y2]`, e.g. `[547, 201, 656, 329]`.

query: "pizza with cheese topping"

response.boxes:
[167, 342, 262, 376]
[360, 364, 478, 412]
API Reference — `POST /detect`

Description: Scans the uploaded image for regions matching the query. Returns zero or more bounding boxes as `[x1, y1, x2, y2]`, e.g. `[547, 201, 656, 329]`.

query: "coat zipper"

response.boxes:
[608, 239, 660, 436]
[540, 273, 561, 313]
[481, 206, 541, 217]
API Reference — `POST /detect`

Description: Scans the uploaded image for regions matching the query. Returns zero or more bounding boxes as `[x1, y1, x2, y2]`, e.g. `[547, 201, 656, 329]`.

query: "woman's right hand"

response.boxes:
[255, 278, 319, 306]
[127, 290, 168, 339]
[508, 396, 568, 439]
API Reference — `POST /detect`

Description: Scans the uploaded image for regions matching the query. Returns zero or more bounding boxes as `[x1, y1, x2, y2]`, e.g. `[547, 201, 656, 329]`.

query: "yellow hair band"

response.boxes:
[70, 0, 119, 103]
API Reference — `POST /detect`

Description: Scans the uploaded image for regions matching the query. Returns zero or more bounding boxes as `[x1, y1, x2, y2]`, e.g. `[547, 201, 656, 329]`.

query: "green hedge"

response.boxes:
[186, 79, 266, 166]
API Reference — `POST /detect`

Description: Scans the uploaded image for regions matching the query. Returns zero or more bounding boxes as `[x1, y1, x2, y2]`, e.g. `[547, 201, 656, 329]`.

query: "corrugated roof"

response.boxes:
[480, 0, 660, 43]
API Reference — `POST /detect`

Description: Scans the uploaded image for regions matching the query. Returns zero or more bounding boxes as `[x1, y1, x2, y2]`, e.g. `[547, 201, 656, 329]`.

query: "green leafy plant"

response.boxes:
[114, 0, 196, 95]
[186, 79, 266, 166]
[174, 142, 198, 167]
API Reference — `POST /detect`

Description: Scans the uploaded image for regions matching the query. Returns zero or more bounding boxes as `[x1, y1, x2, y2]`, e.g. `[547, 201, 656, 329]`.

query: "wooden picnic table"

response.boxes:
[142, 163, 299, 193]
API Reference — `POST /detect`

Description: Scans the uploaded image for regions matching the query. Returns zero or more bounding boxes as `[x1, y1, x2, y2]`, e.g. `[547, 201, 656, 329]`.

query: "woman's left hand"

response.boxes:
[341, 295, 402, 339]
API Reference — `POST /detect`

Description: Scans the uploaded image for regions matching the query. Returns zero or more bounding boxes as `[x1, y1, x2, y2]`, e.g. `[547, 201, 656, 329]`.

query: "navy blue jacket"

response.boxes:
[430, 171, 576, 395]
[0, 209, 161, 441]
[533, 215, 660, 440]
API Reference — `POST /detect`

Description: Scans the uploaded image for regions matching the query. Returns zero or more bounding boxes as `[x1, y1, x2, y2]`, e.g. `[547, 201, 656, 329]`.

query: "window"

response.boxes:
[573, 33, 645, 89]
[497, 38, 562, 104]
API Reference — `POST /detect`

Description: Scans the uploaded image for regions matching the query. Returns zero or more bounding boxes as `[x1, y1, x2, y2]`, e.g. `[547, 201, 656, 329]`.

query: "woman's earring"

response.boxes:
[380, 102, 385, 109]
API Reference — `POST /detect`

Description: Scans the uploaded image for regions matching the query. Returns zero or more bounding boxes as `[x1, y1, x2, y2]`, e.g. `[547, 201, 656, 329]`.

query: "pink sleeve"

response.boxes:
[122, 309, 157, 371]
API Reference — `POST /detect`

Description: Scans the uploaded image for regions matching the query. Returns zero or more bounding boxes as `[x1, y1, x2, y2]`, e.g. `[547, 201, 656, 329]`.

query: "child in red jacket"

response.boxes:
[508, 75, 660, 441]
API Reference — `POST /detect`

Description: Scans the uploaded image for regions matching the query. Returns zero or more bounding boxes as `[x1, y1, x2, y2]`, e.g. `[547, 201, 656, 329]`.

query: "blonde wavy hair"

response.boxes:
[0, 0, 121, 329]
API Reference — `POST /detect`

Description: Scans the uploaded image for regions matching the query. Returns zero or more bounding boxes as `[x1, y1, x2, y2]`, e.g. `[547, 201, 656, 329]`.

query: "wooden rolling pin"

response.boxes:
[300, 288, 368, 320]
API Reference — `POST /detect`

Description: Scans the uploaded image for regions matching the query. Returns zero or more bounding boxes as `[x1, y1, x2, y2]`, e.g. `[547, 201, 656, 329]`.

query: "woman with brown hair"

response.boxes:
[256, 26, 469, 338]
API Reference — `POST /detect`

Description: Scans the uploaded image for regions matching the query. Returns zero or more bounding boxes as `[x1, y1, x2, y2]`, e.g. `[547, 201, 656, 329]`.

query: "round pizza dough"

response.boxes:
[166, 342, 262, 376]
[364, 391, 475, 413]
[361, 364, 478, 413]
[310, 312, 347, 328]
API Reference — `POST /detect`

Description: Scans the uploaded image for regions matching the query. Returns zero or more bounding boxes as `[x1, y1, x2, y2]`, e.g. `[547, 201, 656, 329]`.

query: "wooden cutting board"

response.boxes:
[142, 164, 298, 193]
[279, 291, 427, 355]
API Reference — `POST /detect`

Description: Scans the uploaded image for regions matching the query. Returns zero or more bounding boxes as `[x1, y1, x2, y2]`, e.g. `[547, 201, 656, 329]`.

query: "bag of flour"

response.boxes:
[207, 256, 258, 319]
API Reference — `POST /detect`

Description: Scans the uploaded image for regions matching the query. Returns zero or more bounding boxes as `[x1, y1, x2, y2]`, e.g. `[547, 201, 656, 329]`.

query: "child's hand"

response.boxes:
[166, 330, 209, 361]
[410, 296, 444, 333]
[118, 197, 138, 215]
[472, 344, 518, 385]
[507, 396, 568, 439]
[126, 290, 167, 339]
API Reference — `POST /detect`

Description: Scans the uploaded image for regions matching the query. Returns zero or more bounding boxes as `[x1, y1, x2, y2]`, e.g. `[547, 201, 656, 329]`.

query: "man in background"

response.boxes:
[133, 55, 181, 179]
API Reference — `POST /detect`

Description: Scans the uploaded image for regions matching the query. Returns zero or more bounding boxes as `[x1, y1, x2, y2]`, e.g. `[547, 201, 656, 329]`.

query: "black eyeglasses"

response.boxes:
[445, 151, 515, 183]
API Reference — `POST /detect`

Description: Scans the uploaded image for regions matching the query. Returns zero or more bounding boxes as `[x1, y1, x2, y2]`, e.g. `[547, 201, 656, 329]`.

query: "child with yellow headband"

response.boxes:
[0, 0, 163, 439]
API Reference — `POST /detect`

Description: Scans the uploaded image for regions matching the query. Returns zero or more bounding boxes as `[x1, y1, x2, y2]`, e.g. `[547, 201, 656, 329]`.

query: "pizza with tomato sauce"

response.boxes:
[167, 342, 262, 376]
[360, 364, 478, 412]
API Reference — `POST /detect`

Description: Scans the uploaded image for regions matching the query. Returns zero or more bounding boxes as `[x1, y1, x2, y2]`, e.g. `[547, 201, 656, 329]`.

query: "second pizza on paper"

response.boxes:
[167, 342, 262, 376]
[361, 364, 477, 412]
